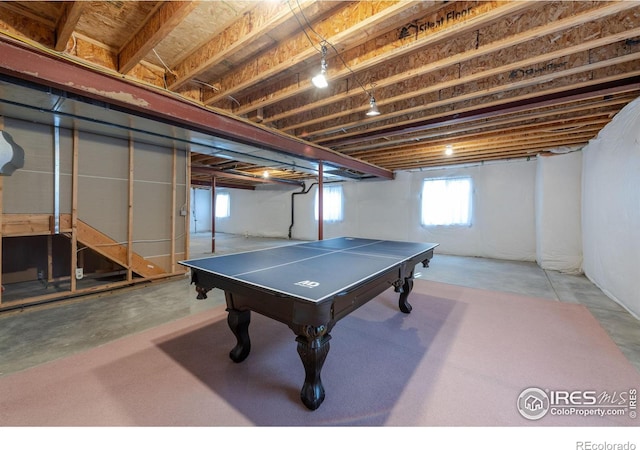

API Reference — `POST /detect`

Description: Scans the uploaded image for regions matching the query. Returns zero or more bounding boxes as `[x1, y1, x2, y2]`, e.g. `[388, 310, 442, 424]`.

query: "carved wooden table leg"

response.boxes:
[398, 270, 415, 314]
[227, 308, 251, 362]
[296, 325, 331, 410]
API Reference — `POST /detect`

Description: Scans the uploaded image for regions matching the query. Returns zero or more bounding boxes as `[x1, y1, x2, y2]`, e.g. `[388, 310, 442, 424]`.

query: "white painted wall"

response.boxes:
[213, 159, 539, 261]
[200, 94, 640, 320]
[214, 184, 300, 238]
[314, 163, 539, 260]
[410, 161, 537, 260]
[190, 187, 212, 233]
[582, 97, 640, 319]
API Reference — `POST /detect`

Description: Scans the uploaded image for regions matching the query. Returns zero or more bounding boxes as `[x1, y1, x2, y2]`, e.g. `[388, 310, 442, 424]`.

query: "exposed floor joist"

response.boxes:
[1, 1, 639, 188]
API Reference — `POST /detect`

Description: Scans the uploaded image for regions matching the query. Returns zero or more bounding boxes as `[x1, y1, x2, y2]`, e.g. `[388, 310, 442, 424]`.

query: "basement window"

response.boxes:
[421, 177, 472, 226]
[215, 192, 230, 218]
[315, 185, 344, 222]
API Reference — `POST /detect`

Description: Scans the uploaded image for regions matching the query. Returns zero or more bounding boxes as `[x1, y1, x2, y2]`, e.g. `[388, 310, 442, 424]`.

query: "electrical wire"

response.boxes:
[290, 0, 374, 98]
[326, 39, 372, 96]
[152, 48, 177, 77]
[192, 79, 220, 92]
[294, 0, 326, 44]
[287, 0, 322, 53]
[76, 233, 188, 253]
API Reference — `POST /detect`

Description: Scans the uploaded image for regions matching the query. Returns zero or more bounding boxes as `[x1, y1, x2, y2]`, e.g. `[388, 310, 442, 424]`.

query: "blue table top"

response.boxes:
[180, 237, 438, 302]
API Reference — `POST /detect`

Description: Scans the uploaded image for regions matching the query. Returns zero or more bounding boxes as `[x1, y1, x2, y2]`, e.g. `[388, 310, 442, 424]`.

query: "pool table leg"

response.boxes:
[295, 325, 331, 410]
[227, 308, 251, 362]
[398, 270, 415, 314]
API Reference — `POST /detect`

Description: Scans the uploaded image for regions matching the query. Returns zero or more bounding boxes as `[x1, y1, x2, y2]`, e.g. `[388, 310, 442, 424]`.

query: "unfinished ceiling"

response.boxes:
[1, 0, 639, 189]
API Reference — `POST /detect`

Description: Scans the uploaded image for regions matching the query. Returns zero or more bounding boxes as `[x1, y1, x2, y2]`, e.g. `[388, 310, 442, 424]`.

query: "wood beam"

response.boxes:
[0, 36, 393, 180]
[349, 120, 610, 160]
[319, 74, 640, 147]
[191, 166, 304, 187]
[202, 1, 417, 106]
[75, 218, 166, 278]
[54, 1, 86, 52]
[241, 0, 533, 118]
[365, 132, 598, 166]
[297, 41, 640, 138]
[0, 274, 185, 312]
[387, 134, 593, 161]
[338, 96, 636, 153]
[297, 6, 640, 138]
[191, 179, 254, 190]
[168, 0, 317, 90]
[119, 1, 198, 74]
[390, 143, 586, 170]
[0, 3, 55, 47]
[1, 214, 71, 236]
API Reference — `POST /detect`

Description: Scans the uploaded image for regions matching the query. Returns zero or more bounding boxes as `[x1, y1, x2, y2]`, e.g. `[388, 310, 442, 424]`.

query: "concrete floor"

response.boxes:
[0, 232, 638, 377]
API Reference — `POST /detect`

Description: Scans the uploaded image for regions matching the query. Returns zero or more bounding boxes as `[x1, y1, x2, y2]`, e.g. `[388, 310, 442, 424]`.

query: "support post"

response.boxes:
[0, 176, 3, 305]
[185, 147, 191, 260]
[318, 161, 323, 241]
[53, 119, 60, 234]
[170, 145, 177, 272]
[70, 128, 79, 292]
[0, 116, 4, 303]
[127, 136, 134, 282]
[211, 176, 216, 253]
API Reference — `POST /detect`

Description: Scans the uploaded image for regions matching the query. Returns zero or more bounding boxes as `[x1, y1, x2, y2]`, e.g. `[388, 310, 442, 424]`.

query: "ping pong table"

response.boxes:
[180, 237, 438, 410]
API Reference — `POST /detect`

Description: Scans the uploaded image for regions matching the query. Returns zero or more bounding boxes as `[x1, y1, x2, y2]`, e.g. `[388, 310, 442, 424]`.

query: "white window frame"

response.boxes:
[421, 177, 472, 227]
[315, 184, 344, 222]
[215, 191, 230, 218]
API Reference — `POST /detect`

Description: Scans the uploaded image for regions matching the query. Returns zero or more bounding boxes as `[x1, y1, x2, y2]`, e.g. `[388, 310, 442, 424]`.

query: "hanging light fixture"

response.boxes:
[366, 95, 380, 116]
[311, 44, 328, 88]
[365, 82, 381, 116]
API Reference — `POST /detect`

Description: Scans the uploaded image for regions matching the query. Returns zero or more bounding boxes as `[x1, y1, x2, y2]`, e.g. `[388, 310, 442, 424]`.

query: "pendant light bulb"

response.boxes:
[366, 96, 380, 116]
[312, 45, 328, 88]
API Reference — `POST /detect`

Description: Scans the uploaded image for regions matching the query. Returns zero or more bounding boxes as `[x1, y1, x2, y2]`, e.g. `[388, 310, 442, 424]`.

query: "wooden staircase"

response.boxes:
[74, 218, 166, 278]
[2, 213, 166, 278]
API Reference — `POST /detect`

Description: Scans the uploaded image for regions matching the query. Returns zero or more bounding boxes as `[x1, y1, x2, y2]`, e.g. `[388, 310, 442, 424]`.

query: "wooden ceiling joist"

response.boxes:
[338, 94, 637, 154]
[260, 1, 542, 125]
[319, 74, 640, 148]
[191, 165, 305, 187]
[201, 0, 420, 107]
[167, 0, 319, 91]
[270, 1, 638, 133]
[303, 50, 640, 143]
[2, 1, 640, 188]
[348, 119, 611, 160]
[0, 34, 392, 182]
[118, 1, 198, 74]
[54, 1, 86, 52]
